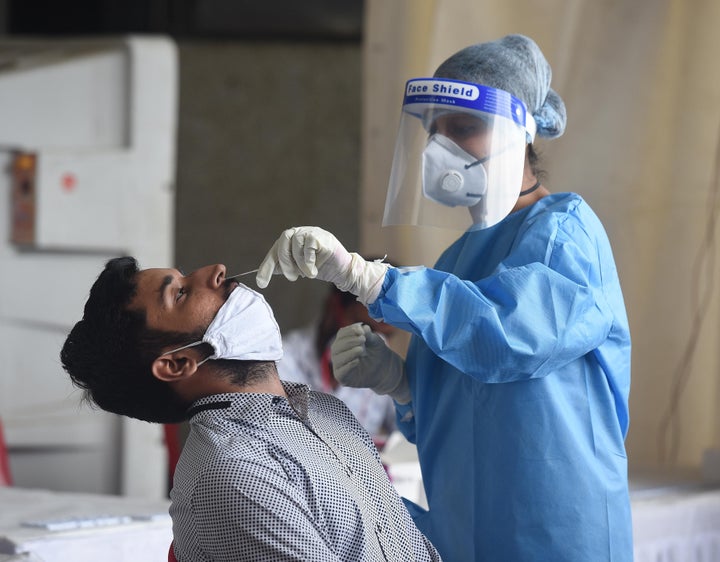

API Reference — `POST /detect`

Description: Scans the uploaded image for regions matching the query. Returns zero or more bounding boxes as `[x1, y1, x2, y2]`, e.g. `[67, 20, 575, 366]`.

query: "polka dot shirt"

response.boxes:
[170, 381, 442, 561]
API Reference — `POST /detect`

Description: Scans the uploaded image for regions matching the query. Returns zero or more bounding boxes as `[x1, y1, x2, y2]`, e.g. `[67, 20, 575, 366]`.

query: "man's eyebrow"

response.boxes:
[158, 274, 174, 306]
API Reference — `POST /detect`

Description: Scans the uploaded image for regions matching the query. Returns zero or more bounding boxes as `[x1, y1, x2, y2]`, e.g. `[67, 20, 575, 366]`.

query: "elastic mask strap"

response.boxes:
[161, 340, 214, 368]
[196, 356, 212, 367]
[161, 340, 203, 356]
[464, 155, 491, 170]
[461, 134, 523, 170]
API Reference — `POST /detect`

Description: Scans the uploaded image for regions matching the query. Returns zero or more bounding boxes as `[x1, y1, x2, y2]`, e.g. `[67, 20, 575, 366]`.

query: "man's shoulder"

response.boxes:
[307, 390, 377, 450]
[177, 428, 284, 490]
[308, 388, 356, 415]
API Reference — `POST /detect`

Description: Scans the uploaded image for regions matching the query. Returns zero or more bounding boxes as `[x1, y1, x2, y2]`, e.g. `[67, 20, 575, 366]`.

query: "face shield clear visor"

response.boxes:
[383, 78, 536, 231]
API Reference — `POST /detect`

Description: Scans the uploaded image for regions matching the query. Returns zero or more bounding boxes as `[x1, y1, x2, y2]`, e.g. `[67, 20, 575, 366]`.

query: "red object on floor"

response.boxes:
[163, 423, 182, 484]
[0, 419, 12, 486]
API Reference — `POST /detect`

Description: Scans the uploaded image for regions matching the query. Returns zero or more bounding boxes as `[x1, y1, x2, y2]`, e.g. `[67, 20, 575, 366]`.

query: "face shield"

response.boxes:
[383, 78, 536, 231]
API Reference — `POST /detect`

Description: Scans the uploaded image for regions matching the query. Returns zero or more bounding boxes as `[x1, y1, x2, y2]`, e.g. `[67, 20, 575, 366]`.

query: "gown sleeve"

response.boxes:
[368, 211, 615, 384]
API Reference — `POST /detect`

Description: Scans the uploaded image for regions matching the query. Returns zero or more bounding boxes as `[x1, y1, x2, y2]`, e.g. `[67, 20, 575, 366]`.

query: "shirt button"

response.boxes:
[376, 523, 383, 533]
[271, 397, 281, 405]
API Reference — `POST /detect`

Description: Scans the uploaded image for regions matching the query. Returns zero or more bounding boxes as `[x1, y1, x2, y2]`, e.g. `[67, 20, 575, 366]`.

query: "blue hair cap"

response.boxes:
[433, 34, 567, 139]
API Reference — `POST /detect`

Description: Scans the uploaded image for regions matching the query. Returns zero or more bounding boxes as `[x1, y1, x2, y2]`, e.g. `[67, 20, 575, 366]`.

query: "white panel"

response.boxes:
[122, 419, 167, 500]
[0, 253, 121, 327]
[0, 48, 127, 149]
[0, 323, 120, 447]
[10, 448, 120, 494]
[35, 150, 133, 251]
[0, 36, 176, 498]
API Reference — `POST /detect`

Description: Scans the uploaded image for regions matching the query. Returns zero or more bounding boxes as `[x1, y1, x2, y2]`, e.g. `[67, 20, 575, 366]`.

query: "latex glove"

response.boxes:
[331, 323, 410, 404]
[256, 227, 389, 305]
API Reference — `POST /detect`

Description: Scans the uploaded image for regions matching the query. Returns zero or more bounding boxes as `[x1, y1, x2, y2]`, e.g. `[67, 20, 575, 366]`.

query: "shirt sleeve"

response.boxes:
[369, 213, 615, 384]
[191, 458, 342, 562]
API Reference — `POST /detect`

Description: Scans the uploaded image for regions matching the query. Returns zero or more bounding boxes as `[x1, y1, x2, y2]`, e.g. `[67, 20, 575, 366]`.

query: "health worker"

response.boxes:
[256, 34, 632, 562]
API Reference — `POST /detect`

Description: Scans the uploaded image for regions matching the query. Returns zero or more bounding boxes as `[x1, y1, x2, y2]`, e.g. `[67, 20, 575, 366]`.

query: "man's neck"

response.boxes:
[235, 373, 287, 396]
[175, 364, 287, 403]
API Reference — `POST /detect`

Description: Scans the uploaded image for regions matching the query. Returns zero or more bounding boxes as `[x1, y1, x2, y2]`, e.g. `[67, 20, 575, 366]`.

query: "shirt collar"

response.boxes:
[187, 381, 312, 424]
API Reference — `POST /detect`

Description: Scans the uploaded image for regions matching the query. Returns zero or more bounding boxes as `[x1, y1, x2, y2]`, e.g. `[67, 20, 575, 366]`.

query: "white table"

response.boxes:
[0, 487, 172, 562]
[631, 472, 720, 562]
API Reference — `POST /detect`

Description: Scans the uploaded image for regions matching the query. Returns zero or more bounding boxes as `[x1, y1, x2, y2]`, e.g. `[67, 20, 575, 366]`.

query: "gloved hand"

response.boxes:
[255, 227, 389, 305]
[331, 323, 410, 405]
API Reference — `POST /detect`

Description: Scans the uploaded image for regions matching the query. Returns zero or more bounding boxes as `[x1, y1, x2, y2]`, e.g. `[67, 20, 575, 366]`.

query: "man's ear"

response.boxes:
[152, 350, 202, 383]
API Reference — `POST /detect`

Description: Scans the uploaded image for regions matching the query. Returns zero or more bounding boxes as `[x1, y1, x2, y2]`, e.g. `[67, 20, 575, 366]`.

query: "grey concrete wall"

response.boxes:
[174, 41, 361, 333]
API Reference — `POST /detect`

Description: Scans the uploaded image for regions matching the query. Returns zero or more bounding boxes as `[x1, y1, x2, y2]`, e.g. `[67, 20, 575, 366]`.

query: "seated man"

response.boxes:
[60, 257, 441, 562]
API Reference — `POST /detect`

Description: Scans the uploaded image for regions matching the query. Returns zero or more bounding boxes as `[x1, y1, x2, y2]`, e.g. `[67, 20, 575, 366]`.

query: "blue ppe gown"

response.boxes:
[368, 192, 632, 562]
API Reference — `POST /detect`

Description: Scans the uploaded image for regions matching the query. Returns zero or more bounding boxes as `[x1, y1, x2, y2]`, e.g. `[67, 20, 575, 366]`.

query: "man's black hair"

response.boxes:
[62, 257, 279, 423]
[60, 257, 194, 423]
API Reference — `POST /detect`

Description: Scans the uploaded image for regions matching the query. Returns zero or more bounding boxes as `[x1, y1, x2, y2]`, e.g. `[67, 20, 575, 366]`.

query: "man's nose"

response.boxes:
[191, 264, 226, 288]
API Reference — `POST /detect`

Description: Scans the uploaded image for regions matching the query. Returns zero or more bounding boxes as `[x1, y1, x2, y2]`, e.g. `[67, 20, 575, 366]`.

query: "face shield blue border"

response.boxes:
[403, 78, 536, 143]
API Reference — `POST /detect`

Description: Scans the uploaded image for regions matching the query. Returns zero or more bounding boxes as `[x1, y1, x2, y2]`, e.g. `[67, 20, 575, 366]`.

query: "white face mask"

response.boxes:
[163, 284, 283, 365]
[422, 133, 488, 208]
